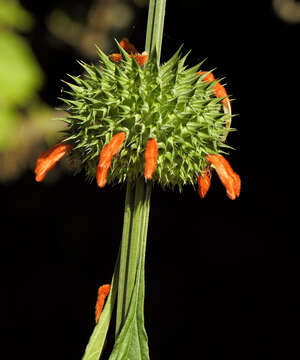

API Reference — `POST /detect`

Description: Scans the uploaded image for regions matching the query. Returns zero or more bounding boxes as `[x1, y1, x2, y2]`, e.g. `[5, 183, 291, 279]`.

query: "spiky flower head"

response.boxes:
[60, 40, 233, 190]
[35, 39, 240, 198]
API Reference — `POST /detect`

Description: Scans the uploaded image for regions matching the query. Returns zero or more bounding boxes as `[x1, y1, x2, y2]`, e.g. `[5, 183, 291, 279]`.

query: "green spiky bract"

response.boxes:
[61, 42, 232, 190]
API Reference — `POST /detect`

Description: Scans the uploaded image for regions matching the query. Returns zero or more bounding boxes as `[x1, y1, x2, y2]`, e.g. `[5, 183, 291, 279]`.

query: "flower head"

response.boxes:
[35, 39, 240, 198]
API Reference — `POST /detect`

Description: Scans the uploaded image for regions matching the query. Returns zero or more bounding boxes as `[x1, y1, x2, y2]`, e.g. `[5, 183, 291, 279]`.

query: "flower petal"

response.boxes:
[206, 154, 240, 200]
[120, 38, 138, 54]
[197, 71, 215, 83]
[197, 169, 211, 198]
[133, 52, 148, 66]
[213, 83, 230, 109]
[144, 138, 158, 180]
[232, 172, 241, 197]
[96, 132, 126, 187]
[109, 53, 123, 62]
[110, 40, 147, 66]
[35, 142, 72, 182]
[197, 71, 230, 109]
[108, 132, 126, 156]
[95, 284, 111, 324]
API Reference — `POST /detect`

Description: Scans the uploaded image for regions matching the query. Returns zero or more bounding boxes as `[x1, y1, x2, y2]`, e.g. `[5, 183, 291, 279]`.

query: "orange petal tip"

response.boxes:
[96, 166, 108, 188]
[206, 154, 240, 200]
[120, 38, 137, 54]
[35, 143, 72, 182]
[109, 53, 123, 62]
[144, 138, 158, 180]
[197, 170, 211, 198]
[133, 52, 148, 66]
[95, 284, 111, 324]
[96, 132, 126, 188]
[197, 71, 215, 83]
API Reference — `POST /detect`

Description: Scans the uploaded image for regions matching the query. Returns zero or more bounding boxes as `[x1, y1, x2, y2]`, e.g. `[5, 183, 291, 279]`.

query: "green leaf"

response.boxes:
[108, 275, 149, 360]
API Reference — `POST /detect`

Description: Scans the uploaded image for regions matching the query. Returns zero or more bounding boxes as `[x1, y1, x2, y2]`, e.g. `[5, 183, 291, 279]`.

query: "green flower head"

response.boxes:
[35, 39, 239, 197]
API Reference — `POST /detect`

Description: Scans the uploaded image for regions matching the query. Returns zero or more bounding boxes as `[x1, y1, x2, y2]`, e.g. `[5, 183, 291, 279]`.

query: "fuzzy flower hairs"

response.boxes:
[35, 38, 240, 199]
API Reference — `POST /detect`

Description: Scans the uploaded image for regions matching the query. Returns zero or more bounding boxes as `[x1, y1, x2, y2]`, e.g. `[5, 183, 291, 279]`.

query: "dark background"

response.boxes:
[2, 1, 297, 359]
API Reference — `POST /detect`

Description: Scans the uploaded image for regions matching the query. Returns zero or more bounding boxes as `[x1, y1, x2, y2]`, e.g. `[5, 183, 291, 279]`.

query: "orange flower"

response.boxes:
[35, 142, 72, 182]
[109, 38, 148, 66]
[206, 154, 241, 200]
[144, 138, 158, 180]
[96, 132, 126, 187]
[197, 168, 211, 198]
[119, 38, 137, 54]
[95, 284, 111, 324]
[232, 172, 241, 198]
[96, 145, 112, 189]
[109, 53, 123, 62]
[197, 71, 230, 109]
[133, 52, 148, 66]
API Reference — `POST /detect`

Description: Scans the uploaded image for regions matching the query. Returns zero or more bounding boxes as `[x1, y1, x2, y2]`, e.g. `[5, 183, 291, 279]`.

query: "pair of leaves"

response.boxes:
[82, 261, 149, 360]
[108, 258, 149, 360]
[82, 180, 150, 360]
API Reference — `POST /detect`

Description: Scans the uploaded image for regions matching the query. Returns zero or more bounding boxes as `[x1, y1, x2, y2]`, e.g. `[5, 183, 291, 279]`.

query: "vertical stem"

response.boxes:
[136, 180, 152, 331]
[145, 0, 166, 60]
[115, 182, 135, 335]
[123, 179, 150, 312]
[115, 179, 152, 337]
[115, 0, 166, 340]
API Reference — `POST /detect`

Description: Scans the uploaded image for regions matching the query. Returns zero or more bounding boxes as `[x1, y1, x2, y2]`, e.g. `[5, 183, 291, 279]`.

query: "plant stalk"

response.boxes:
[82, 2, 167, 358]
[115, 179, 152, 336]
[115, 0, 166, 337]
[145, 0, 166, 59]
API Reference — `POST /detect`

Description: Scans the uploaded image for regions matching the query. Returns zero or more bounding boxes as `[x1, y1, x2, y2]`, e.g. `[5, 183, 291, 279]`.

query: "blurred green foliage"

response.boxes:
[0, 0, 33, 30]
[0, 0, 134, 180]
[0, 31, 43, 107]
[0, 0, 44, 150]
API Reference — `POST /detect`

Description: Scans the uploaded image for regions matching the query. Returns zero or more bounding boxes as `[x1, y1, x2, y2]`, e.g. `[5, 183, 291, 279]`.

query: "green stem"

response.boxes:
[115, 0, 166, 338]
[115, 179, 152, 337]
[115, 182, 134, 334]
[145, 0, 166, 60]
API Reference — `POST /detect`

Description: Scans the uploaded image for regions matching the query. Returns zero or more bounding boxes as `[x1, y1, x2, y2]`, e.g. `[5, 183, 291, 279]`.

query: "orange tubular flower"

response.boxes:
[96, 132, 126, 188]
[35, 142, 72, 182]
[133, 52, 148, 66]
[197, 169, 211, 198]
[197, 71, 230, 109]
[206, 154, 241, 200]
[109, 53, 123, 62]
[232, 172, 241, 198]
[95, 284, 111, 324]
[144, 138, 158, 180]
[119, 38, 137, 54]
[109, 38, 148, 66]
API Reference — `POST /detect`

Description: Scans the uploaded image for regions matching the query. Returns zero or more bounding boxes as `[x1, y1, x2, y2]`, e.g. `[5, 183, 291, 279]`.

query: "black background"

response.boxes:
[2, 1, 297, 359]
